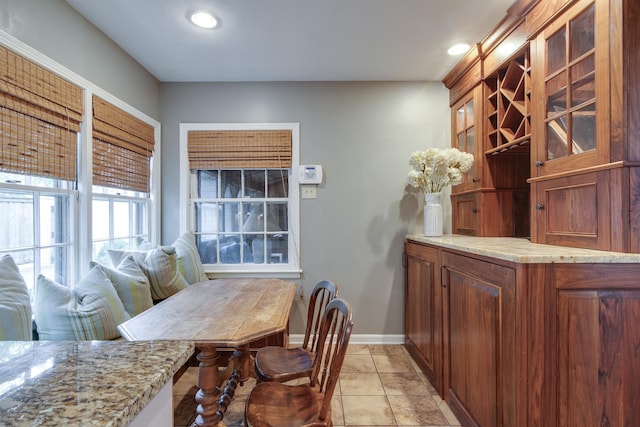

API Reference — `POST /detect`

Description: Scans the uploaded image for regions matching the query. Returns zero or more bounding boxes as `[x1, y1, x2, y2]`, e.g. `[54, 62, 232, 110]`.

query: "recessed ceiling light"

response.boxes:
[188, 10, 218, 29]
[447, 43, 470, 56]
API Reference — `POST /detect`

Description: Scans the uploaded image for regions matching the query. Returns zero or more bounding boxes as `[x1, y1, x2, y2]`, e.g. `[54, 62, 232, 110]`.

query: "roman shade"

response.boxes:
[0, 45, 83, 181]
[187, 129, 292, 169]
[92, 96, 155, 192]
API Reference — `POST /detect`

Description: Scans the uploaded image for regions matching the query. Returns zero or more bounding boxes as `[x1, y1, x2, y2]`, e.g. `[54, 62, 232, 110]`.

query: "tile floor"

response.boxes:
[173, 344, 461, 427]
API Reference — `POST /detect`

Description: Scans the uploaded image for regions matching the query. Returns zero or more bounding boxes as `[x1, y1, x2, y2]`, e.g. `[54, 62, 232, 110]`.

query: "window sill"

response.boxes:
[204, 268, 302, 280]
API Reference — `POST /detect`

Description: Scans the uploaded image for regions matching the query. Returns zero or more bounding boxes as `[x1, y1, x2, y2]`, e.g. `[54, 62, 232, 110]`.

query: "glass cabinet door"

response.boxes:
[452, 86, 481, 191]
[534, 0, 608, 176]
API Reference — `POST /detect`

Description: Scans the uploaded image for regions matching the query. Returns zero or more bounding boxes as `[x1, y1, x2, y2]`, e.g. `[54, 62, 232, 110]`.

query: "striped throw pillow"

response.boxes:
[0, 255, 33, 341]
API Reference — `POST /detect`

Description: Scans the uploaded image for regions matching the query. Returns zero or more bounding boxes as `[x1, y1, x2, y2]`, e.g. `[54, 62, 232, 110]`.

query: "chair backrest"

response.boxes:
[309, 297, 353, 422]
[302, 280, 338, 353]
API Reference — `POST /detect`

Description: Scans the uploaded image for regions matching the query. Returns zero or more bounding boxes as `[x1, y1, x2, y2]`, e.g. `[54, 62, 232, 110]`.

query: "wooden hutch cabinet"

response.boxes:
[405, 0, 640, 426]
[442, 0, 640, 253]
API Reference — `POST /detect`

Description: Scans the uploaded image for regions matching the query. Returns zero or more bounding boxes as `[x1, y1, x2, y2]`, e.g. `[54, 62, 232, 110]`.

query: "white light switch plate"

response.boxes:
[301, 185, 317, 199]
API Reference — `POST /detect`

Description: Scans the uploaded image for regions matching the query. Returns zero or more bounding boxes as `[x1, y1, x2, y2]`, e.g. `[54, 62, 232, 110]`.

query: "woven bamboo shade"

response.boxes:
[188, 130, 292, 169]
[92, 96, 154, 192]
[0, 45, 82, 181]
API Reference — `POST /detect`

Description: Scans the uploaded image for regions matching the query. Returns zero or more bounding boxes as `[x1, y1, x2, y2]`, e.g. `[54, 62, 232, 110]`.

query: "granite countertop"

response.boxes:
[0, 340, 194, 427]
[407, 234, 640, 263]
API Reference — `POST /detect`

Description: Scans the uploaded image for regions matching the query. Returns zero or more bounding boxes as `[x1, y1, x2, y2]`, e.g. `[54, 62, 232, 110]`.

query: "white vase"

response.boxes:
[423, 192, 443, 237]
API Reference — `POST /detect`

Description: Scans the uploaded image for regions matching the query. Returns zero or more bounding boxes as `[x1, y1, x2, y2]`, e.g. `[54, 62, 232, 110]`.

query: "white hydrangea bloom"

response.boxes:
[407, 147, 474, 193]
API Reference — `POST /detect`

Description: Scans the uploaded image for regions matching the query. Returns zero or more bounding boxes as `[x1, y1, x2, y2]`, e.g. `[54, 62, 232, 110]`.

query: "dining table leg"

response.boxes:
[194, 344, 223, 427]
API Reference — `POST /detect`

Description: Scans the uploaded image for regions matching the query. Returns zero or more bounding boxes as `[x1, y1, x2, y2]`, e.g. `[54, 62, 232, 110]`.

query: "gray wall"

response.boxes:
[0, 0, 161, 120]
[161, 82, 451, 336]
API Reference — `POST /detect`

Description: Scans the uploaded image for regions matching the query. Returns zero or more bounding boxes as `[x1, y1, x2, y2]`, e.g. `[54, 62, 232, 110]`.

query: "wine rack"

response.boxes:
[485, 51, 531, 155]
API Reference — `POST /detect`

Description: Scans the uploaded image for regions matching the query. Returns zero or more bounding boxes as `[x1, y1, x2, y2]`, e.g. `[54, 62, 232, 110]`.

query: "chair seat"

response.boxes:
[254, 346, 313, 383]
[244, 382, 327, 427]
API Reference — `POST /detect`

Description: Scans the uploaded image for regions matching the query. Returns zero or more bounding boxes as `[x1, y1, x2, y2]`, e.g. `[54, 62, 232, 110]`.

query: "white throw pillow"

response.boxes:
[90, 256, 154, 317]
[0, 255, 33, 341]
[34, 267, 130, 340]
[142, 246, 189, 301]
[172, 232, 208, 285]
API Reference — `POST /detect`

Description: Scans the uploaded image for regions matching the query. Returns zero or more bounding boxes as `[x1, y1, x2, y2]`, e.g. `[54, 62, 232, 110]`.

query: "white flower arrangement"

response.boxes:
[407, 147, 474, 193]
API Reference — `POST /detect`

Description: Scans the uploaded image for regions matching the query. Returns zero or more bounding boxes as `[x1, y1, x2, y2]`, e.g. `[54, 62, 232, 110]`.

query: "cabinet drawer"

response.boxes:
[531, 170, 611, 250]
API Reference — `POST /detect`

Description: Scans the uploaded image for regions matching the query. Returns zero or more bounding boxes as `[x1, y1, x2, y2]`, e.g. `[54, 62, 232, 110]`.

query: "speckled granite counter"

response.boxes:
[407, 234, 640, 263]
[0, 340, 194, 427]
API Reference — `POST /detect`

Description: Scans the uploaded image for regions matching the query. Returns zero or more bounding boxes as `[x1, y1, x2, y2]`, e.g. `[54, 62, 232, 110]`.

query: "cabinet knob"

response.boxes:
[535, 160, 544, 167]
[535, 204, 545, 210]
[472, 178, 480, 183]
[472, 208, 478, 213]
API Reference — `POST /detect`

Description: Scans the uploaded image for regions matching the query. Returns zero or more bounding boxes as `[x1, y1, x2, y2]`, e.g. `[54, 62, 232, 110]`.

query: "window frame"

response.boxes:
[179, 122, 301, 278]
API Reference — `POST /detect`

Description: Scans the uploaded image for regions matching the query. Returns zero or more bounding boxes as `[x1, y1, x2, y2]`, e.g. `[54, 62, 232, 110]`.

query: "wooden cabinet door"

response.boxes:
[404, 242, 442, 394]
[452, 86, 483, 193]
[531, 170, 611, 250]
[531, 0, 610, 178]
[556, 289, 640, 427]
[442, 252, 517, 427]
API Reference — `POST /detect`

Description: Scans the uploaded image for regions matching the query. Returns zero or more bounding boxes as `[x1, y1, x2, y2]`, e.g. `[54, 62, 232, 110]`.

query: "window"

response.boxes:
[90, 96, 155, 265]
[91, 186, 150, 266]
[180, 123, 300, 277]
[0, 174, 75, 299]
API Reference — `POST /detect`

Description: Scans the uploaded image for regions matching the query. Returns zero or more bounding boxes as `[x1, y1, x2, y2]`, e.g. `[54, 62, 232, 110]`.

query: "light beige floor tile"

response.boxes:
[368, 344, 407, 355]
[378, 372, 434, 396]
[341, 395, 396, 426]
[387, 395, 448, 426]
[372, 353, 416, 373]
[339, 372, 385, 395]
[346, 344, 372, 355]
[341, 353, 377, 373]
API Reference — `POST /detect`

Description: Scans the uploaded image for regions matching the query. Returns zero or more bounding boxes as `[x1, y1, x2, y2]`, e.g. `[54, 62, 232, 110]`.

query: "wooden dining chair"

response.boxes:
[254, 279, 338, 383]
[244, 297, 353, 427]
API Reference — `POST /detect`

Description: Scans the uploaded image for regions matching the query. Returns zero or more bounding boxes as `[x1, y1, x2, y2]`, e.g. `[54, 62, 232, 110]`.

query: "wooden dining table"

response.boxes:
[117, 278, 297, 427]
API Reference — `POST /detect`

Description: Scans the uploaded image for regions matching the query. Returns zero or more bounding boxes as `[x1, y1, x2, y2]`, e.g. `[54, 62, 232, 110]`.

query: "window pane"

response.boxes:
[41, 246, 68, 285]
[219, 202, 242, 232]
[269, 234, 288, 264]
[195, 202, 219, 233]
[547, 73, 567, 117]
[547, 119, 569, 160]
[93, 241, 111, 266]
[198, 170, 219, 198]
[465, 100, 474, 128]
[113, 201, 130, 238]
[40, 195, 69, 245]
[93, 199, 110, 240]
[456, 106, 465, 133]
[133, 201, 147, 239]
[197, 234, 218, 264]
[247, 234, 267, 264]
[244, 170, 265, 198]
[570, 55, 595, 108]
[267, 170, 288, 198]
[221, 170, 241, 198]
[0, 191, 34, 248]
[570, 5, 594, 61]
[219, 235, 247, 264]
[243, 203, 264, 232]
[266, 202, 288, 232]
[571, 109, 596, 154]
[547, 27, 566, 74]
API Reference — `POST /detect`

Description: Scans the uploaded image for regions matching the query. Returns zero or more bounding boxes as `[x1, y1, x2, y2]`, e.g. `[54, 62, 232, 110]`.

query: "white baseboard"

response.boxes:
[288, 334, 404, 345]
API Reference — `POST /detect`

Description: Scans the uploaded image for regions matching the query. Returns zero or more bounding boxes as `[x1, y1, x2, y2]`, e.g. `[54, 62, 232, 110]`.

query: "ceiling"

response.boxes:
[65, 0, 514, 83]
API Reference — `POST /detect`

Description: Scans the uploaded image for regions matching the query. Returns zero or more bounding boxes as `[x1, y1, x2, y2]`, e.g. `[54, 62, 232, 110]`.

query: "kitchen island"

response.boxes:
[0, 340, 193, 427]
